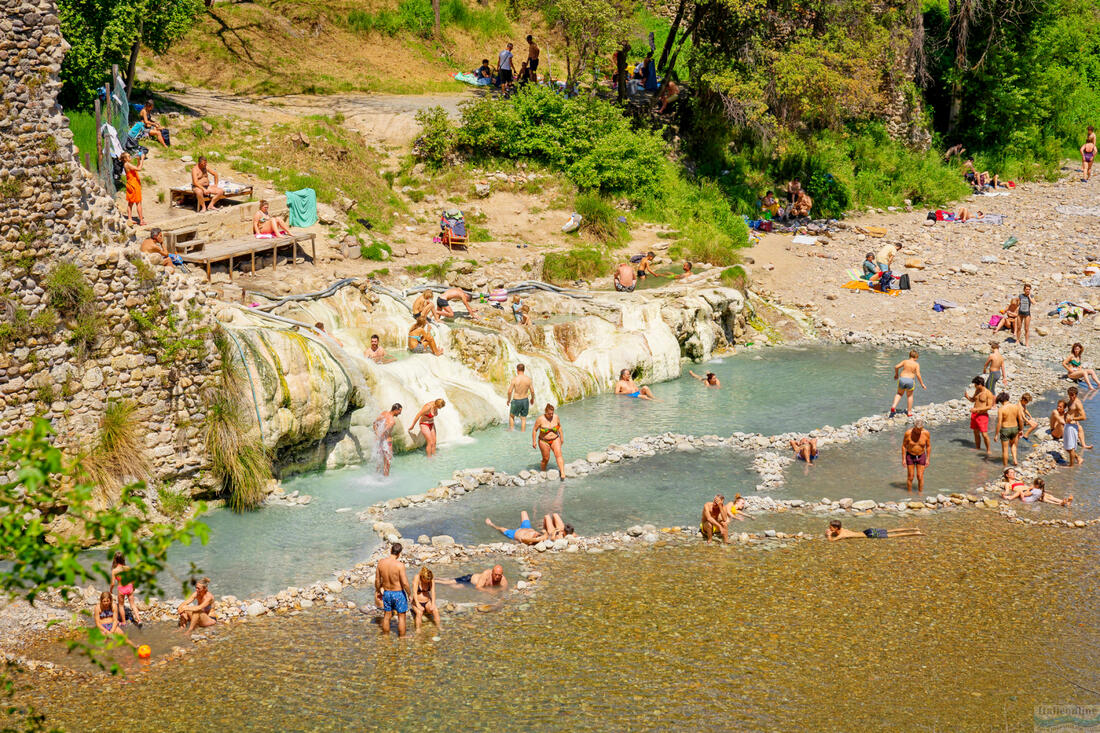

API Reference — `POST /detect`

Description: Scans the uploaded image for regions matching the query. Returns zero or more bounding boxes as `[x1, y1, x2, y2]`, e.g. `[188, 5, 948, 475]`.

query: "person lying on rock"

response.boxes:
[827, 520, 924, 541]
[439, 564, 509, 591]
[485, 512, 549, 545]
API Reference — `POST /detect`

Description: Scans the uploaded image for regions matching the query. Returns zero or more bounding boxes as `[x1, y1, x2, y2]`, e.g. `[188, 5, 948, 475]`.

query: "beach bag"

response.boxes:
[897, 273, 911, 290]
[161, 127, 171, 147]
[988, 315, 1002, 328]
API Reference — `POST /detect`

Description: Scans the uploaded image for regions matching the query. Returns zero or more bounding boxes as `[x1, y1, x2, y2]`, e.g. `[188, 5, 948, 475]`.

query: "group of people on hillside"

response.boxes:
[476, 35, 541, 91]
[759, 178, 813, 221]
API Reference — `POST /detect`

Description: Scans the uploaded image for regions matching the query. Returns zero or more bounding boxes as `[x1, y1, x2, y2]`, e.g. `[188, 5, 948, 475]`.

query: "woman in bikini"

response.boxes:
[1081, 135, 1096, 181]
[410, 567, 441, 631]
[177, 577, 217, 635]
[1063, 342, 1100, 388]
[111, 551, 142, 628]
[532, 403, 565, 479]
[409, 398, 446, 457]
[252, 199, 292, 237]
[993, 298, 1020, 336]
[93, 591, 137, 649]
[407, 316, 442, 356]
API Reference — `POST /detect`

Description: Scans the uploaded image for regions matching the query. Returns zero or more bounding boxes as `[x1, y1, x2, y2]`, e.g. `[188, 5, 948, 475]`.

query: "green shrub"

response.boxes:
[719, 265, 750, 291]
[361, 241, 392, 260]
[156, 483, 192, 518]
[542, 246, 611, 283]
[347, 0, 509, 38]
[67, 311, 104, 358]
[574, 193, 627, 245]
[82, 400, 152, 501]
[203, 392, 271, 512]
[45, 261, 93, 312]
[408, 258, 453, 281]
[30, 308, 59, 334]
[413, 106, 455, 169]
[407, 189, 426, 202]
[467, 223, 491, 242]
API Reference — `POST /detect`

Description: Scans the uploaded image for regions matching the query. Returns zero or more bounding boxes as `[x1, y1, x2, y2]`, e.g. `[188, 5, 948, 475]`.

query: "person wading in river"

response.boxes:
[890, 350, 926, 417]
[375, 543, 411, 638]
[965, 376, 994, 456]
[373, 403, 402, 476]
[532, 403, 565, 478]
[506, 363, 534, 431]
[993, 392, 1023, 467]
[409, 399, 445, 457]
[902, 421, 931, 494]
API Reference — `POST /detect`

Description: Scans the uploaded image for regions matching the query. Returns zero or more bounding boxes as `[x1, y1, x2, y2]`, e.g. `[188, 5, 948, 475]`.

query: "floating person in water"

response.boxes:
[725, 494, 749, 521]
[439, 564, 508, 591]
[411, 567, 440, 631]
[177, 577, 216, 636]
[375, 543, 411, 638]
[366, 333, 393, 364]
[373, 403, 402, 476]
[789, 437, 818, 464]
[506, 363, 535, 431]
[688, 370, 720, 387]
[408, 315, 443, 356]
[827, 520, 925, 541]
[615, 369, 656, 400]
[486, 511, 549, 545]
[532, 403, 565, 478]
[436, 287, 477, 318]
[542, 513, 574, 539]
[965, 376, 994, 457]
[700, 493, 730, 543]
[1000, 470, 1073, 505]
[889, 350, 926, 418]
[902, 421, 931, 493]
[409, 399, 445, 458]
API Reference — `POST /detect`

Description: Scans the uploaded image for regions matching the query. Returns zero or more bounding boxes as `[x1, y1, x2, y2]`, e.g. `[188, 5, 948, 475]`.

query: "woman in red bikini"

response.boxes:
[111, 551, 143, 627]
[409, 398, 446, 457]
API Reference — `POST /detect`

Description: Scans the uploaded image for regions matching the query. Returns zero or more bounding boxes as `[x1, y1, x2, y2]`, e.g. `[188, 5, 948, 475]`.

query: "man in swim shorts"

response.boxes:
[789, 436, 818, 464]
[375, 543, 411, 637]
[485, 511, 548, 545]
[435, 287, 476, 318]
[902, 421, 931, 493]
[827, 520, 924, 541]
[1064, 388, 1085, 466]
[613, 262, 637, 292]
[965, 375, 993, 456]
[700, 494, 730, 544]
[615, 369, 656, 400]
[506, 363, 535, 431]
[890, 350, 926, 417]
[440, 565, 508, 591]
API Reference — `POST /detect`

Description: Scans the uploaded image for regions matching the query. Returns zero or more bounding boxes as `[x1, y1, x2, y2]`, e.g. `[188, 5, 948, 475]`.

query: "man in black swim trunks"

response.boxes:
[826, 520, 924, 541]
[439, 565, 508, 591]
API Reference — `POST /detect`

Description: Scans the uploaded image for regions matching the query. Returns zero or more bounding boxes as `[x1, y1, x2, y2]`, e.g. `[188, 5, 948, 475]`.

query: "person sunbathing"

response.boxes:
[956, 207, 984, 222]
[408, 315, 442, 356]
[658, 80, 680, 114]
[993, 298, 1020, 335]
[1001, 471, 1072, 505]
[1063, 342, 1100, 388]
[827, 520, 924, 541]
[140, 228, 172, 267]
[542, 513, 574, 539]
[252, 199, 292, 237]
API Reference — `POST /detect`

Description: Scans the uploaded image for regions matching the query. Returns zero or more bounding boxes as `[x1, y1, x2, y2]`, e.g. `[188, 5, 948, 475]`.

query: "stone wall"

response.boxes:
[0, 0, 221, 495]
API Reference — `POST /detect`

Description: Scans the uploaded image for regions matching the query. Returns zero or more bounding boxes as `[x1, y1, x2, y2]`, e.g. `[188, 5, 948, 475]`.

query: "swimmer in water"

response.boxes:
[688, 370, 720, 387]
[615, 369, 656, 400]
[890, 350, 926, 417]
[827, 520, 924, 541]
[789, 437, 818, 464]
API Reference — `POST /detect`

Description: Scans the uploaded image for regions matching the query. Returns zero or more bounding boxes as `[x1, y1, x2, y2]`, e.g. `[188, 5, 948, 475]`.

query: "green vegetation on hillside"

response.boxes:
[346, 0, 511, 38]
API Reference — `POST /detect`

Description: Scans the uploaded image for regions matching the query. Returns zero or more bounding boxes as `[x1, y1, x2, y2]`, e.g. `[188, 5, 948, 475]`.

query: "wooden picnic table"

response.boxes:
[179, 233, 317, 282]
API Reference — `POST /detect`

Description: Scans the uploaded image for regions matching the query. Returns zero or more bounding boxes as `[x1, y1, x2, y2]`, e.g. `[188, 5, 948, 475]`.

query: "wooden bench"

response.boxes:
[162, 226, 206, 255]
[179, 233, 317, 282]
[170, 184, 254, 209]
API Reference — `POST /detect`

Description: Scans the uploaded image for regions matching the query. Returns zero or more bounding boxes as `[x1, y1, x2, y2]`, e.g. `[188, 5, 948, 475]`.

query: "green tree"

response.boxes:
[1, 419, 208, 727]
[58, 0, 205, 108]
[544, 0, 635, 87]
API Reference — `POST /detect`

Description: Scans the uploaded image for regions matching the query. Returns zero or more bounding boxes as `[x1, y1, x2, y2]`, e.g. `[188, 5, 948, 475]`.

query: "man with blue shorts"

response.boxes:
[485, 511, 547, 545]
[374, 543, 411, 637]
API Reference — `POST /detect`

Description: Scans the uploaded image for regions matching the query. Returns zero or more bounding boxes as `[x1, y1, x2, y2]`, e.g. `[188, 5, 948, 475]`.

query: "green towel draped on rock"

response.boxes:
[286, 188, 317, 227]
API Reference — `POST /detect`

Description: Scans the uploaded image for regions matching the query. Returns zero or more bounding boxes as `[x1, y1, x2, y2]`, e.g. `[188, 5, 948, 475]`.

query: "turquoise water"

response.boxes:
[161, 346, 983, 597]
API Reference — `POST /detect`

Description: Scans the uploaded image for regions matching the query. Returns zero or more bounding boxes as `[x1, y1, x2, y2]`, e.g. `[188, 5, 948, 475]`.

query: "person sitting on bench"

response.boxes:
[191, 156, 225, 213]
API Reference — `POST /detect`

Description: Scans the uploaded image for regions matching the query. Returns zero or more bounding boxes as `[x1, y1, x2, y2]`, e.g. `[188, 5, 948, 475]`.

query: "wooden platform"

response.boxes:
[170, 184, 254, 209]
[179, 233, 317, 282]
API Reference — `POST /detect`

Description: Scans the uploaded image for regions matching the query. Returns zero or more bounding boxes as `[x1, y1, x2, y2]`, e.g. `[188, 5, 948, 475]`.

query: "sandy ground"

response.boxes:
[748, 169, 1100, 352]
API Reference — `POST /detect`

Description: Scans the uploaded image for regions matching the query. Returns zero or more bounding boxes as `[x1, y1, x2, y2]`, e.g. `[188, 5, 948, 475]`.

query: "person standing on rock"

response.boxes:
[526, 35, 539, 77]
[375, 543, 411, 638]
[965, 376, 994, 456]
[890, 350, 926, 417]
[532, 403, 565, 479]
[1050, 400, 1068, 441]
[1081, 135, 1096, 182]
[700, 494, 730, 543]
[497, 42, 515, 90]
[1016, 284, 1034, 346]
[613, 262, 637, 292]
[1066, 385, 1092, 458]
[902, 421, 931, 494]
[122, 152, 146, 226]
[409, 399, 445, 457]
[506, 363, 534, 431]
[983, 342, 1007, 394]
[993, 392, 1023, 467]
[374, 403, 402, 476]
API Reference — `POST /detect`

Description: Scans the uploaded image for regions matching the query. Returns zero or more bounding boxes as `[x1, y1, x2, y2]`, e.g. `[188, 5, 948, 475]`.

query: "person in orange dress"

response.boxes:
[122, 152, 145, 225]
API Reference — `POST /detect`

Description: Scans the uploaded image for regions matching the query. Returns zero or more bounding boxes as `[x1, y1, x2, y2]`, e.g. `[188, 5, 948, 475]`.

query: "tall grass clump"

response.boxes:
[64, 110, 97, 164]
[83, 400, 152, 502]
[542, 246, 611, 283]
[45, 261, 93, 312]
[347, 0, 510, 38]
[573, 193, 627, 245]
[203, 391, 270, 512]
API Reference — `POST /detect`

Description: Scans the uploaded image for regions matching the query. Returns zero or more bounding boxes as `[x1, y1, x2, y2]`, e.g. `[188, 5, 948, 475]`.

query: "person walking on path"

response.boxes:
[122, 152, 145, 225]
[497, 43, 515, 90]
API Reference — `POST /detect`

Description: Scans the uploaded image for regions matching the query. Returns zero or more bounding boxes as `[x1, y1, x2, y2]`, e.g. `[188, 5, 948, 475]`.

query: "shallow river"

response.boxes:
[21, 513, 1099, 731]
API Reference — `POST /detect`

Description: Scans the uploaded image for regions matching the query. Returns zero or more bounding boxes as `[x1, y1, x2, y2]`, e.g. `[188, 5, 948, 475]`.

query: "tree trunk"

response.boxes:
[657, 0, 687, 74]
[946, 0, 971, 135]
[656, 7, 703, 98]
[125, 19, 142, 97]
[432, 0, 440, 37]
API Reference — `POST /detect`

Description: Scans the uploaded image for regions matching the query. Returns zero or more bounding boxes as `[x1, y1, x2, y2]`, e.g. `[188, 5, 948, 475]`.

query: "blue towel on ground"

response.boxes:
[286, 188, 317, 228]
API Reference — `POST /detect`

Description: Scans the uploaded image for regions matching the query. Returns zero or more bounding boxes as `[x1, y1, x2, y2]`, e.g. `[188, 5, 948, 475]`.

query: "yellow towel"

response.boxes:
[841, 280, 901, 297]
